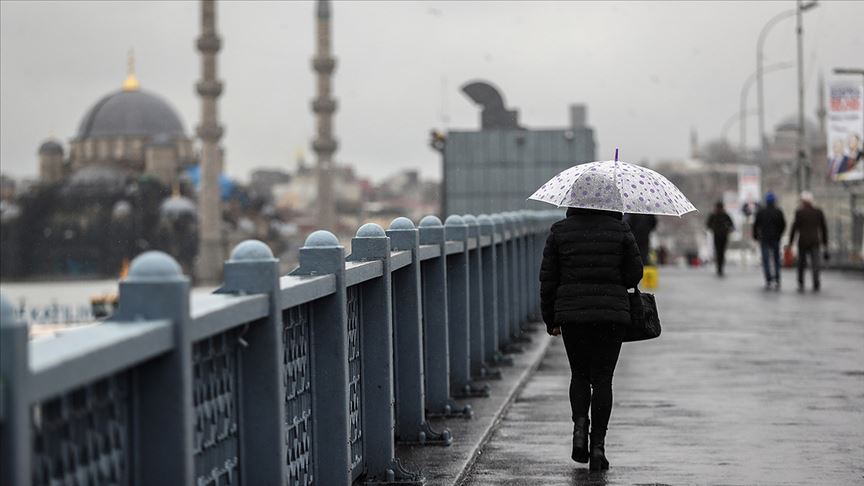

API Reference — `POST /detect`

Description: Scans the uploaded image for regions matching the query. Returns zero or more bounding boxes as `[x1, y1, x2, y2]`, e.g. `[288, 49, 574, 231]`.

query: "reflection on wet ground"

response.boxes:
[462, 267, 864, 485]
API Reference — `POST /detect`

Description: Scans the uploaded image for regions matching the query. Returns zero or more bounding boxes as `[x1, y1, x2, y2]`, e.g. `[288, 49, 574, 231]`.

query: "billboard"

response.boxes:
[737, 164, 761, 215]
[826, 82, 864, 181]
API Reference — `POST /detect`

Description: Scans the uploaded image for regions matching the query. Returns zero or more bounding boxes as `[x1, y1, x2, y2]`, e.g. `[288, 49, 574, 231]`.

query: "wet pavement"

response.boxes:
[461, 267, 864, 485]
[396, 324, 552, 485]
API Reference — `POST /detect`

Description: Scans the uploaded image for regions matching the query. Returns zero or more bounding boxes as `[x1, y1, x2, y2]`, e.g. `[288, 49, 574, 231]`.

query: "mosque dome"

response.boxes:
[76, 89, 186, 140]
[38, 139, 64, 155]
[774, 115, 820, 135]
[774, 115, 823, 147]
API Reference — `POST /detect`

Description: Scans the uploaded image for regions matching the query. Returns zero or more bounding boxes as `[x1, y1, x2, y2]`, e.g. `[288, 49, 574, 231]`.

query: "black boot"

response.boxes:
[589, 434, 609, 471]
[571, 417, 589, 463]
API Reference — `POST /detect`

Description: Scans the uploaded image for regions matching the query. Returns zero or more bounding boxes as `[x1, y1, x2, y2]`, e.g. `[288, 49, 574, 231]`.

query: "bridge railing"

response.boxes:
[0, 209, 561, 486]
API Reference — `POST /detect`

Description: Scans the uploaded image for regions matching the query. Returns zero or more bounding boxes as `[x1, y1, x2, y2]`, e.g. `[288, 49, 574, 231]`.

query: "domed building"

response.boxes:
[38, 63, 194, 187]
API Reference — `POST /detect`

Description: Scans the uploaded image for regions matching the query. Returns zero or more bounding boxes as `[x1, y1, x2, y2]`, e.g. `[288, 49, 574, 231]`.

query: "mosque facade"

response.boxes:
[0, 62, 204, 279]
[38, 61, 195, 188]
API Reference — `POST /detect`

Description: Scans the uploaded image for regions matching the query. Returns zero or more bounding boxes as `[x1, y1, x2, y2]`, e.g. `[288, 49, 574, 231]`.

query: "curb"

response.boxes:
[452, 332, 553, 486]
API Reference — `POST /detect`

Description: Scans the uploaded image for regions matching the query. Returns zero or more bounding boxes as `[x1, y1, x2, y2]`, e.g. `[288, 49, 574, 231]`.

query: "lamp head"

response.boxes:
[800, 1, 818, 12]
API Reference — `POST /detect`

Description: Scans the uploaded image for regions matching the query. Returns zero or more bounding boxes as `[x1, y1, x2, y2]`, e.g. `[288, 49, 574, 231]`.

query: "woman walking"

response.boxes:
[539, 207, 644, 470]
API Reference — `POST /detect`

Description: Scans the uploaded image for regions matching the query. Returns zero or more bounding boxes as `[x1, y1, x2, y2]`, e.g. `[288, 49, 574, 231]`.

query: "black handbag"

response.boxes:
[619, 288, 661, 342]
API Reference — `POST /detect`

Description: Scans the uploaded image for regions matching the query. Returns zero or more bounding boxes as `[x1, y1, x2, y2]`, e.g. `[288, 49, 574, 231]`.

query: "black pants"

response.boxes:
[561, 326, 622, 439]
[797, 243, 821, 288]
[713, 234, 728, 275]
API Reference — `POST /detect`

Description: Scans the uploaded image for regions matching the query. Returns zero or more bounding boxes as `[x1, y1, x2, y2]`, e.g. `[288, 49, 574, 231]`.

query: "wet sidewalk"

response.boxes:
[462, 267, 864, 485]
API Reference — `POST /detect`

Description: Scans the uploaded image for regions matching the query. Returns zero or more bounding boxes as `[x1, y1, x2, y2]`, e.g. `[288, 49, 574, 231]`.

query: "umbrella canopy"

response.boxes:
[528, 159, 697, 216]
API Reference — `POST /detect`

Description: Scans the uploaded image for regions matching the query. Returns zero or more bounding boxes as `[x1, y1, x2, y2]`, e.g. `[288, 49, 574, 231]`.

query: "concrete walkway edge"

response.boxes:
[452, 332, 552, 486]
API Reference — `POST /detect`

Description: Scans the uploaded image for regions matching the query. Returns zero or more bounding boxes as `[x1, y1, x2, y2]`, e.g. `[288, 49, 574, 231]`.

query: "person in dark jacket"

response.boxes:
[753, 192, 786, 289]
[788, 191, 828, 291]
[624, 213, 657, 264]
[705, 201, 734, 276]
[540, 207, 643, 471]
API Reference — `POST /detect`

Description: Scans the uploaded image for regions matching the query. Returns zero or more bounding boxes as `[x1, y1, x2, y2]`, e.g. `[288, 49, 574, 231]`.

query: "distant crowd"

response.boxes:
[705, 191, 828, 292]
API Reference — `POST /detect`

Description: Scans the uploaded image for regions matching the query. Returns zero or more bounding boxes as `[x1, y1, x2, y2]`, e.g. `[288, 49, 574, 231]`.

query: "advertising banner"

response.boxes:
[827, 82, 864, 181]
[737, 164, 761, 215]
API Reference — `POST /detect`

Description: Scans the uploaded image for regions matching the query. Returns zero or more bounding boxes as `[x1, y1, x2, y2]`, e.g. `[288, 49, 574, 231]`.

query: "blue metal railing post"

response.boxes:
[112, 251, 194, 484]
[1, 294, 31, 486]
[531, 212, 546, 320]
[419, 216, 471, 417]
[477, 215, 502, 369]
[348, 223, 423, 483]
[462, 215, 491, 380]
[526, 212, 539, 320]
[505, 214, 521, 343]
[511, 213, 524, 327]
[219, 240, 287, 483]
[445, 215, 489, 398]
[516, 213, 530, 329]
[491, 214, 515, 356]
[505, 214, 529, 344]
[387, 218, 452, 445]
[290, 231, 352, 485]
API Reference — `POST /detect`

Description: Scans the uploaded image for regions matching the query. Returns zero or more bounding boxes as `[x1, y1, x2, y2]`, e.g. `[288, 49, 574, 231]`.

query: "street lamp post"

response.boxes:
[757, 9, 795, 152]
[796, 0, 819, 194]
[741, 62, 794, 154]
[723, 109, 758, 145]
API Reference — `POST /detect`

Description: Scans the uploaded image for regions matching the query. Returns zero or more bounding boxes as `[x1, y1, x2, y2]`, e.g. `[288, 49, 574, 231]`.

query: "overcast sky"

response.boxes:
[1, 1, 862, 183]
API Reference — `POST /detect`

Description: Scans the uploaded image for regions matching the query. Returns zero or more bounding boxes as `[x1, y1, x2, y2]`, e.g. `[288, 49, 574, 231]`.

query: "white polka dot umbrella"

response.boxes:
[528, 150, 697, 216]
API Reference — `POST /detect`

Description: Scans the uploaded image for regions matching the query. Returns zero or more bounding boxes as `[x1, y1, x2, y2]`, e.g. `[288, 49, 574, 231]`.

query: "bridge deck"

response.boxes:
[462, 267, 864, 485]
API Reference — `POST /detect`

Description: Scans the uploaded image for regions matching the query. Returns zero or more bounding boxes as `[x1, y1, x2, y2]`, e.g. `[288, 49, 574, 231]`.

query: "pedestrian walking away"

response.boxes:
[529, 152, 696, 472]
[625, 213, 657, 265]
[705, 201, 734, 277]
[788, 191, 828, 292]
[540, 207, 644, 471]
[753, 192, 786, 290]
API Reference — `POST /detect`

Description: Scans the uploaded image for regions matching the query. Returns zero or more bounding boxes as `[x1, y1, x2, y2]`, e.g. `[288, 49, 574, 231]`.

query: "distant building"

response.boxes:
[38, 56, 195, 188]
[436, 81, 595, 215]
[248, 168, 292, 204]
[1, 59, 203, 279]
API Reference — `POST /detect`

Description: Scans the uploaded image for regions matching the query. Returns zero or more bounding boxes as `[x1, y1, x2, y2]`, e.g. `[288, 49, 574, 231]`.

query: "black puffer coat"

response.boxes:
[539, 208, 644, 331]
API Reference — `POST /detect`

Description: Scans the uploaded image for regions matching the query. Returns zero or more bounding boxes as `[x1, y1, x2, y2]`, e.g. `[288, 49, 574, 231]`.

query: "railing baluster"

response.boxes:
[387, 218, 453, 445]
[1, 293, 31, 486]
[113, 251, 194, 484]
[517, 213, 529, 328]
[477, 215, 503, 370]
[219, 240, 287, 483]
[491, 215, 514, 357]
[290, 231, 351, 485]
[348, 223, 423, 483]
[419, 216, 471, 418]
[463, 215, 491, 380]
[506, 214, 522, 344]
[445, 216, 489, 399]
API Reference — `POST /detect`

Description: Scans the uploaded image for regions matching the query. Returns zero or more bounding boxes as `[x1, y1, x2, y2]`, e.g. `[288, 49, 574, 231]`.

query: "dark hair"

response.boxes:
[715, 201, 724, 211]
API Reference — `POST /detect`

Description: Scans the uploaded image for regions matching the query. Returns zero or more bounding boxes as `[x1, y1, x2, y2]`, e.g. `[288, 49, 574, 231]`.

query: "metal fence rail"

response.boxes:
[0, 210, 561, 485]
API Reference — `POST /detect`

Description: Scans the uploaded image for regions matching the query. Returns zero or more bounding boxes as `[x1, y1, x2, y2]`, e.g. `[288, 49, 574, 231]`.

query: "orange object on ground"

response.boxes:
[783, 246, 796, 268]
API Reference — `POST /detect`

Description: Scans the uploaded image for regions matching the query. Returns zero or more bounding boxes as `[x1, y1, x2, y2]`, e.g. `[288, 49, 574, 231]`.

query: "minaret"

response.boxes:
[195, 0, 225, 283]
[312, 0, 338, 231]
